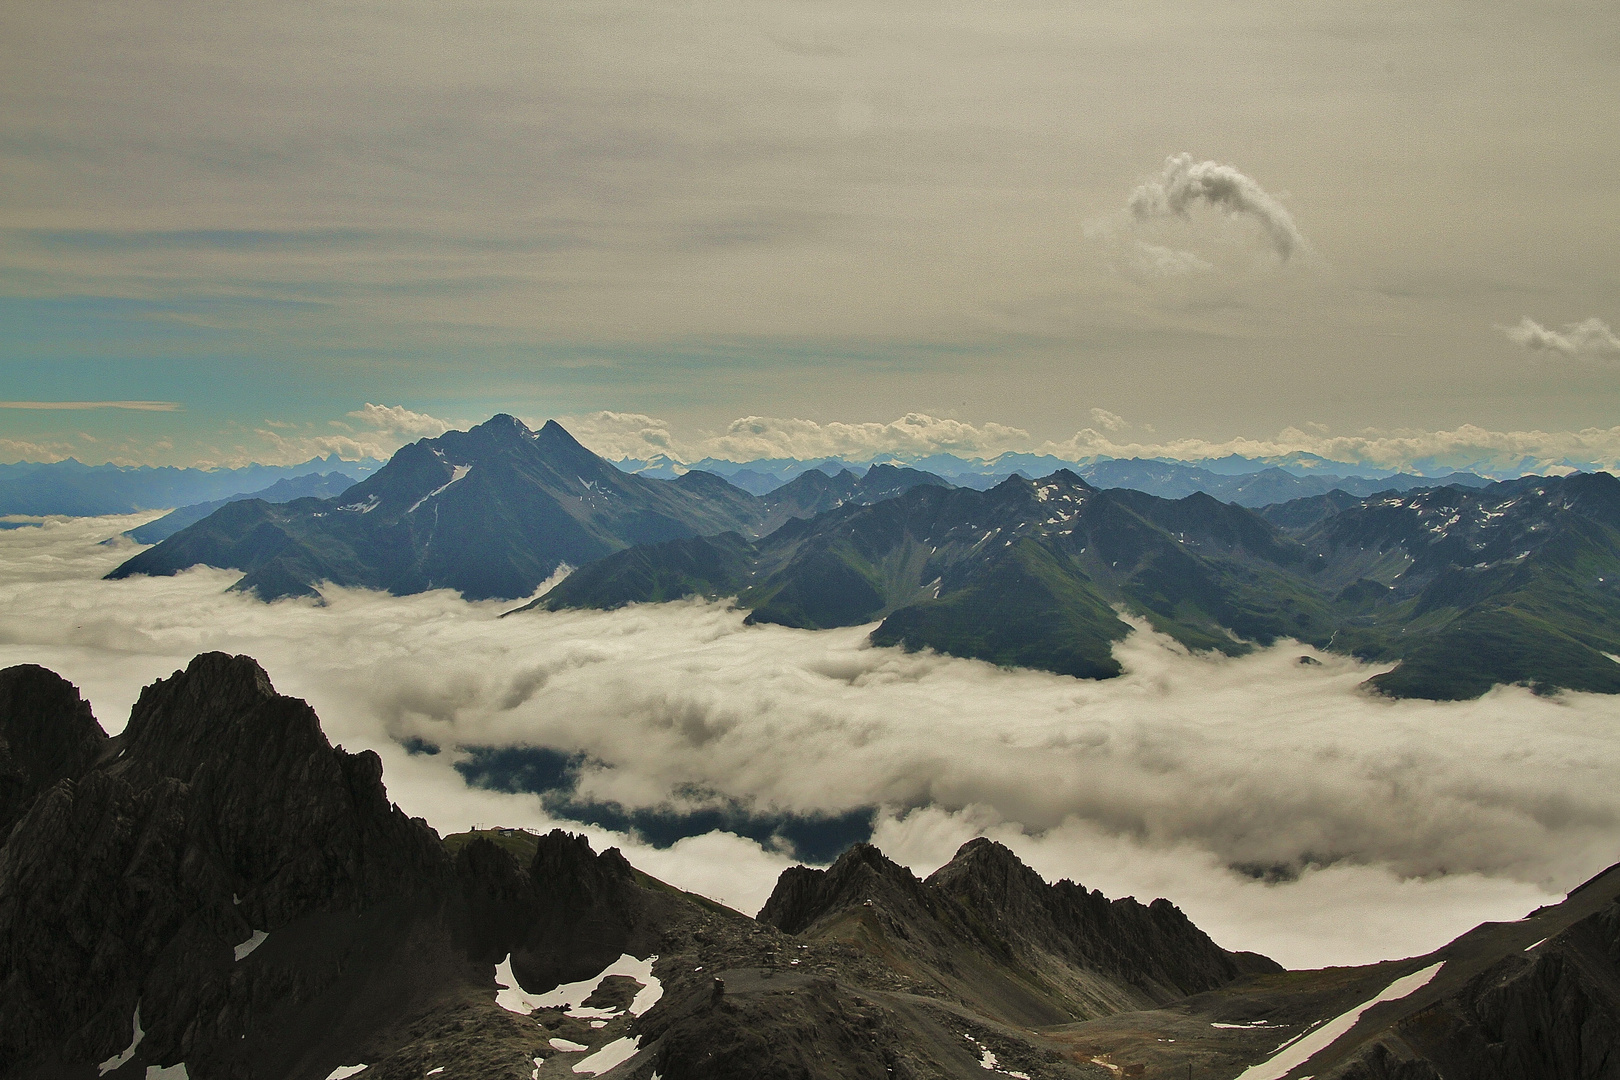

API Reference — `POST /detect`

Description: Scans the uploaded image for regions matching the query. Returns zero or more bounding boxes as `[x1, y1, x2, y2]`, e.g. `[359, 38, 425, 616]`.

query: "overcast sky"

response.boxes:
[3, 2, 1618, 468]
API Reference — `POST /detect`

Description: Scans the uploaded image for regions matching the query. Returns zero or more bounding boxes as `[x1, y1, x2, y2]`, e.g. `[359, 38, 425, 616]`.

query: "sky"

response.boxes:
[7, 512, 1617, 970]
[3, 2, 1620, 470]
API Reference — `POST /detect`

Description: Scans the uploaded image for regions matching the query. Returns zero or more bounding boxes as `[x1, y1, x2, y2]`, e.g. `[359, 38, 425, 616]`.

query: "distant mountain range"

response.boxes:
[123, 472, 359, 544]
[532, 468, 1620, 701]
[3, 654, 1616, 1079]
[108, 416, 1620, 700]
[108, 417, 948, 602]
[619, 452, 1491, 506]
[0, 454, 382, 517]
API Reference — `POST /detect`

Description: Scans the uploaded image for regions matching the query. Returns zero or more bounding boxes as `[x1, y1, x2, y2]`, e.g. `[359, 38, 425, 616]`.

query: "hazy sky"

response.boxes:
[3, 2, 1618, 467]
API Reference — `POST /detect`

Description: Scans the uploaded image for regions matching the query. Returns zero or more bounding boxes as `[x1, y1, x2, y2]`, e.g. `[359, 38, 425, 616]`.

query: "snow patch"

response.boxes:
[426, 1070, 445, 1076]
[99, 1004, 143, 1075]
[494, 954, 549, 1014]
[522, 953, 662, 1019]
[146, 1067, 187, 1080]
[323, 1067, 365, 1080]
[1525, 936, 1548, 952]
[550, 1039, 588, 1052]
[233, 929, 267, 961]
[1235, 962, 1444, 1080]
[573, 1037, 640, 1076]
[337, 494, 380, 514]
[408, 465, 472, 513]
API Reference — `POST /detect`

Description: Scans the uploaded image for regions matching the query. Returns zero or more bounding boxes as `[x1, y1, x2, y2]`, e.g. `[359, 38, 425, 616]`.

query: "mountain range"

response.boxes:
[620, 452, 1491, 506]
[0, 455, 382, 518]
[531, 468, 1620, 701]
[2, 654, 1615, 1079]
[106, 417, 947, 601]
[106, 416, 1620, 700]
[123, 472, 359, 544]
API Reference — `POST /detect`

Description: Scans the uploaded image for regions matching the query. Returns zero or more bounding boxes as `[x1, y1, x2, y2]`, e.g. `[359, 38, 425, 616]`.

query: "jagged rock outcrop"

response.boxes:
[0, 653, 455, 1077]
[1327, 882, 1620, 1080]
[511, 829, 651, 992]
[759, 838, 1280, 1027]
[928, 837, 1278, 997]
[0, 663, 107, 839]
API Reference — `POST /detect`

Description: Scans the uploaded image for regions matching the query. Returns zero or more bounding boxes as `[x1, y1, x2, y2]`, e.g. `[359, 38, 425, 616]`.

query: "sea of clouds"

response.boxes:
[4, 514, 1618, 969]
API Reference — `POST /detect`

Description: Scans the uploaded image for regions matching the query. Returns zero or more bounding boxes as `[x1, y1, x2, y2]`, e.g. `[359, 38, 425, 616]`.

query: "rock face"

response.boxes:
[1325, 871, 1620, 1080]
[0, 663, 107, 838]
[0, 652, 453, 1076]
[759, 839, 1279, 1025]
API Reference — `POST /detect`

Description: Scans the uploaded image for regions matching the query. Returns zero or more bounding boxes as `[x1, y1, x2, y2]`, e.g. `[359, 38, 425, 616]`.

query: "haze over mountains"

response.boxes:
[0, 455, 383, 518]
[4, 654, 1618, 1080]
[103, 416, 1620, 702]
[622, 451, 1492, 507]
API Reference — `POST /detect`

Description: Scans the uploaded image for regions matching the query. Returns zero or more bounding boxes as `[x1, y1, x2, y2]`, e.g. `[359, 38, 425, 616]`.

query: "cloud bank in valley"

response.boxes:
[1128, 154, 1310, 262]
[2, 516, 1615, 967]
[1505, 317, 1620, 358]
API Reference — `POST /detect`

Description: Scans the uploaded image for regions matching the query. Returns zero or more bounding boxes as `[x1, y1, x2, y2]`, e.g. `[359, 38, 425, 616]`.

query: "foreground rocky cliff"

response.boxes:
[1, 654, 1615, 1079]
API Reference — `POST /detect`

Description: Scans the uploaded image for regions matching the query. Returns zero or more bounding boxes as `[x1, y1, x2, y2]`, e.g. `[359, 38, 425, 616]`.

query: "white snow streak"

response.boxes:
[98, 1004, 144, 1075]
[1235, 962, 1444, 1080]
[407, 465, 472, 513]
[233, 929, 267, 961]
[573, 1037, 640, 1076]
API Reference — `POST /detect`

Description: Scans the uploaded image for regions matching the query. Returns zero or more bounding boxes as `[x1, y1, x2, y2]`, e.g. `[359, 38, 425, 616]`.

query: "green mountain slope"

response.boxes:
[534, 470, 1620, 700]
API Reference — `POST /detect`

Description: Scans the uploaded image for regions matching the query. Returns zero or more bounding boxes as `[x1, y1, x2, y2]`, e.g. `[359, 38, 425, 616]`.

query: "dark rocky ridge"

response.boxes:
[760, 840, 1279, 1024]
[0, 664, 106, 839]
[2, 654, 1613, 1079]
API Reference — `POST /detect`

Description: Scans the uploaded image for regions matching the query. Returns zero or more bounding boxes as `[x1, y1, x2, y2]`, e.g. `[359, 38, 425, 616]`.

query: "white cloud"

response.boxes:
[1, 516, 1615, 968]
[347, 403, 457, 438]
[558, 409, 1620, 478]
[1088, 408, 1128, 433]
[1129, 154, 1310, 262]
[0, 438, 77, 465]
[553, 412, 683, 463]
[238, 403, 457, 466]
[563, 411, 1034, 464]
[1132, 242, 1213, 277]
[1504, 317, 1620, 357]
[1036, 421, 1620, 477]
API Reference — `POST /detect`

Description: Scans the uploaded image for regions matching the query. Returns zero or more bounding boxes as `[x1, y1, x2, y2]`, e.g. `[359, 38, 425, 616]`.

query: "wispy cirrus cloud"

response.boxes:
[1504, 317, 1620, 358]
[0, 400, 181, 411]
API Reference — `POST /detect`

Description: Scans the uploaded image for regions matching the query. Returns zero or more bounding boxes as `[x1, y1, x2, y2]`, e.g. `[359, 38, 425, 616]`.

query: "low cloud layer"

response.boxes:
[3, 516, 1616, 966]
[1505, 317, 1620, 358]
[1128, 154, 1309, 262]
[558, 411, 1036, 464]
[558, 408, 1620, 478]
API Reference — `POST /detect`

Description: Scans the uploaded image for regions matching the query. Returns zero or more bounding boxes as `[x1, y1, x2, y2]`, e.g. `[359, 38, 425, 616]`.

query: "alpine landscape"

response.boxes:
[4, 3, 1620, 1079]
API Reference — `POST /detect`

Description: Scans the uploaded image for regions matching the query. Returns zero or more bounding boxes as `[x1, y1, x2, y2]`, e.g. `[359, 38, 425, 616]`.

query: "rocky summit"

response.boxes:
[2, 654, 1618, 1078]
